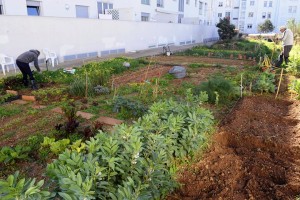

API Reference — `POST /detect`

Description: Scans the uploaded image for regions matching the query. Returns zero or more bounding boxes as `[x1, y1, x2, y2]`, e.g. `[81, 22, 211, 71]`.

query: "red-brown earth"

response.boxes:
[168, 96, 300, 200]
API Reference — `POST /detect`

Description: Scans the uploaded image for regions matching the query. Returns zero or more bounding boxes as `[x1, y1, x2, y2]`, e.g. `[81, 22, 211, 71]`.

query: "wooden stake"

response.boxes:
[240, 74, 243, 98]
[85, 71, 88, 98]
[275, 68, 284, 99]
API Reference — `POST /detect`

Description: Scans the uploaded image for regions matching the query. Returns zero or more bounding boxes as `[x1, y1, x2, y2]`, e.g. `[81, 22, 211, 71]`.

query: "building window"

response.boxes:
[262, 12, 266, 18]
[288, 6, 297, 13]
[250, 1, 255, 6]
[76, 5, 89, 18]
[218, 13, 222, 18]
[178, 14, 184, 23]
[248, 12, 254, 17]
[186, 0, 190, 4]
[241, 1, 246, 9]
[219, 2, 223, 7]
[269, 1, 272, 7]
[247, 24, 252, 29]
[199, 2, 203, 15]
[264, 1, 267, 7]
[141, 12, 150, 21]
[97, 2, 113, 15]
[225, 0, 231, 7]
[225, 12, 230, 18]
[268, 12, 271, 18]
[179, 0, 184, 12]
[27, 1, 41, 16]
[141, 0, 150, 5]
[157, 0, 164, 7]
[0, 5, 3, 15]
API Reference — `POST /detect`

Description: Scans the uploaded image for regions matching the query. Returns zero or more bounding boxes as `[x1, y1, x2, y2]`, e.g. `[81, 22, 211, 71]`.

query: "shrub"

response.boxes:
[112, 96, 148, 119]
[0, 171, 51, 199]
[69, 77, 95, 97]
[45, 97, 214, 199]
[253, 72, 275, 93]
[193, 75, 239, 104]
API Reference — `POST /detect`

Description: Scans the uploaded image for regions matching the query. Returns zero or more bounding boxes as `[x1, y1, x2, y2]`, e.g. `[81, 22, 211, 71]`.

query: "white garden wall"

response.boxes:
[0, 16, 218, 62]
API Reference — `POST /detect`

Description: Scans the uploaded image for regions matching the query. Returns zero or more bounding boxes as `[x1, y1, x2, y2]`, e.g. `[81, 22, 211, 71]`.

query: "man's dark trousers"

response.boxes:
[16, 60, 34, 83]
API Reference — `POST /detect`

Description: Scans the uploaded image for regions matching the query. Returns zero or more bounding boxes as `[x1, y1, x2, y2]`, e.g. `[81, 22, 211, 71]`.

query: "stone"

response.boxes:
[6, 90, 18, 95]
[11, 100, 28, 105]
[32, 105, 47, 109]
[76, 111, 94, 120]
[51, 107, 64, 114]
[22, 95, 36, 102]
[96, 116, 124, 126]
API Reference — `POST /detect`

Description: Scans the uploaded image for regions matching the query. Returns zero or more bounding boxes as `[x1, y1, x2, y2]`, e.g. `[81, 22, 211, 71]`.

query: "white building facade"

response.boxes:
[0, 0, 299, 63]
[214, 0, 300, 34]
[0, 0, 219, 62]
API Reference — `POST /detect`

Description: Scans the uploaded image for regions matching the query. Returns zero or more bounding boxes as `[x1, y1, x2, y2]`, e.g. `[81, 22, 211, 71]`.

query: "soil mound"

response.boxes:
[168, 96, 300, 200]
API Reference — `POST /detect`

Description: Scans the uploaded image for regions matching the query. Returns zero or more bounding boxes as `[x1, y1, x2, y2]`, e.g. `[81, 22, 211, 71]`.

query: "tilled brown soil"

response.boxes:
[149, 56, 256, 67]
[168, 96, 300, 200]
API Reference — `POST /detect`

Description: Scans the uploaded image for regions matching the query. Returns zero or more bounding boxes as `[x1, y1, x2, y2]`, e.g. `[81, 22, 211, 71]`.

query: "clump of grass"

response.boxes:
[193, 75, 239, 104]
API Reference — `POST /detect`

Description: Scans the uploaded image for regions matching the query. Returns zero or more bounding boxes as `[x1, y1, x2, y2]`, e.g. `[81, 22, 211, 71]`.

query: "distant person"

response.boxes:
[275, 26, 294, 67]
[16, 49, 41, 90]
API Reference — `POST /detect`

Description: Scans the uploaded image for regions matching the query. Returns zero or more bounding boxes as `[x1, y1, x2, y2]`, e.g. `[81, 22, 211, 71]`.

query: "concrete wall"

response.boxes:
[0, 15, 218, 62]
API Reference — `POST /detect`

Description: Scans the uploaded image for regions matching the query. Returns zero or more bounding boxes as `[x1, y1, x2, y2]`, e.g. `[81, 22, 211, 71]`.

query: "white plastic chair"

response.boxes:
[43, 49, 58, 68]
[0, 54, 17, 76]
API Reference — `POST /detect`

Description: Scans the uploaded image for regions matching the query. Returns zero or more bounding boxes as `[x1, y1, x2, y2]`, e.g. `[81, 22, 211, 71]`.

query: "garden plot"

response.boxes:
[168, 96, 300, 199]
[149, 55, 257, 67]
[1, 39, 300, 199]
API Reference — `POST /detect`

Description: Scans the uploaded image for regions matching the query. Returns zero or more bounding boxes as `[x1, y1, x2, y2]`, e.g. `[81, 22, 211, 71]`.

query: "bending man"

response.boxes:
[16, 49, 41, 90]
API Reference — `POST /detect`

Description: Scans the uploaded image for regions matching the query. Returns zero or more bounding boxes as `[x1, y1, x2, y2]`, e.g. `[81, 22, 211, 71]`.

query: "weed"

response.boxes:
[194, 75, 239, 104]
[0, 106, 22, 118]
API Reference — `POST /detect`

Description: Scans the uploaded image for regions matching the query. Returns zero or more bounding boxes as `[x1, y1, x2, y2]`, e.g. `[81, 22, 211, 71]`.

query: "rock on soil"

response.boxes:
[168, 96, 300, 200]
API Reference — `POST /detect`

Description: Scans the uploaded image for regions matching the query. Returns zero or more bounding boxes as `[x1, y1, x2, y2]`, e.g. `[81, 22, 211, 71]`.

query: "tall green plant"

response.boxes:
[0, 171, 51, 199]
[46, 97, 214, 199]
[193, 75, 239, 104]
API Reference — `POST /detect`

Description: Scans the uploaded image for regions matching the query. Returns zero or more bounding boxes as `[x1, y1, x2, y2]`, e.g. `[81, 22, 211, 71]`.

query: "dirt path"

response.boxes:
[148, 56, 256, 67]
[168, 96, 300, 200]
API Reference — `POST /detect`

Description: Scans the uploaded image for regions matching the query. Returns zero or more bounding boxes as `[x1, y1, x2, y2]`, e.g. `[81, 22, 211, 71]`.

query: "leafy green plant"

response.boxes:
[45, 97, 214, 199]
[41, 137, 70, 155]
[0, 171, 51, 199]
[0, 145, 31, 164]
[286, 57, 300, 76]
[253, 72, 275, 93]
[2, 75, 24, 90]
[32, 87, 67, 103]
[94, 85, 110, 94]
[288, 79, 300, 99]
[112, 96, 148, 119]
[193, 75, 239, 104]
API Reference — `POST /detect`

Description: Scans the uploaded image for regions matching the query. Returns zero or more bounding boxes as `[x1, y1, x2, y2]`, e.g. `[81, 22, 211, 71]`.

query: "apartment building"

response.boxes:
[0, 0, 220, 62]
[214, 0, 300, 34]
[0, 0, 213, 24]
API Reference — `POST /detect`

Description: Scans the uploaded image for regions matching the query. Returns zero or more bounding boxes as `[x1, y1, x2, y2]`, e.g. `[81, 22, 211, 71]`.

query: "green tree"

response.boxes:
[258, 19, 275, 33]
[216, 17, 237, 40]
